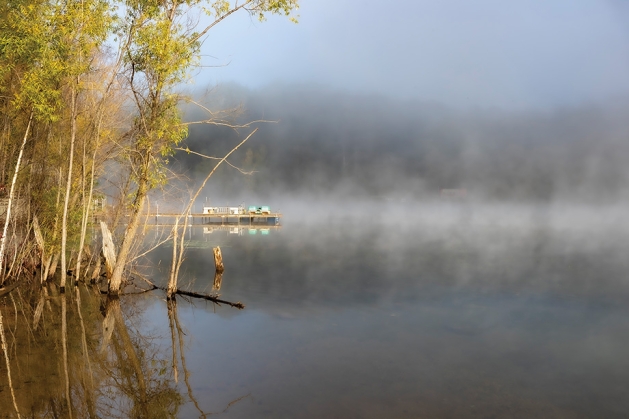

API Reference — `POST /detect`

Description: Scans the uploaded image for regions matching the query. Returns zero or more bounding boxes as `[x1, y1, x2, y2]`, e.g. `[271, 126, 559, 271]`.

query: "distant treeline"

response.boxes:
[180, 84, 629, 203]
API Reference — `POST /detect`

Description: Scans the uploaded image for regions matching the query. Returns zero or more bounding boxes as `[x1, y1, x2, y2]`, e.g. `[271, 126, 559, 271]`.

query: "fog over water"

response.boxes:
[132, 3, 629, 416]
[173, 84, 629, 208]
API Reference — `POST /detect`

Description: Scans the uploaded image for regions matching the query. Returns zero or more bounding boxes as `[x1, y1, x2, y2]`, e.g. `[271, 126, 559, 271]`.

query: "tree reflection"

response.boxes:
[168, 298, 208, 418]
[0, 284, 183, 418]
[212, 271, 223, 292]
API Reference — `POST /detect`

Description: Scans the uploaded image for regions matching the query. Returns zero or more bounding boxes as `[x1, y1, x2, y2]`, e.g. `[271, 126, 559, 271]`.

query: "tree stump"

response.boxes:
[213, 246, 224, 273]
[100, 221, 116, 278]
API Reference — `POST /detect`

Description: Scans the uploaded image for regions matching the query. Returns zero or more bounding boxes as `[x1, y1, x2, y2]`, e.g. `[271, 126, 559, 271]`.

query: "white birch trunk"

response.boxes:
[60, 88, 77, 292]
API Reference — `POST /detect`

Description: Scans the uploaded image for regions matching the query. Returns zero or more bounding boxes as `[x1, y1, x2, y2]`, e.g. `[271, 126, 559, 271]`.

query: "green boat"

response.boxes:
[248, 205, 271, 214]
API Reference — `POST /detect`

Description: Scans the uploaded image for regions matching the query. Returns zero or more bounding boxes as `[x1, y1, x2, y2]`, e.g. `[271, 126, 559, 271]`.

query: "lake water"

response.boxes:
[1, 204, 629, 418]
[142, 204, 629, 418]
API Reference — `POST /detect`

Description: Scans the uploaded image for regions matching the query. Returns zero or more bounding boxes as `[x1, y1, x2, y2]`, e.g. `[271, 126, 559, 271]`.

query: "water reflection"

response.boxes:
[2, 206, 629, 417]
[143, 209, 629, 418]
[0, 285, 184, 418]
[202, 226, 279, 236]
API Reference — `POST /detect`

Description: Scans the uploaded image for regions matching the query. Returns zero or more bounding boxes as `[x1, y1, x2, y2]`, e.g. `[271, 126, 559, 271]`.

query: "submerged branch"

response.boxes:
[130, 272, 245, 309]
[173, 289, 244, 309]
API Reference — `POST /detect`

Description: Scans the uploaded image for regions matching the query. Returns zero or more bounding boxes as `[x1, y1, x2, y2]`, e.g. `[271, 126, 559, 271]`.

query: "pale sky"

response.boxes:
[195, 0, 629, 109]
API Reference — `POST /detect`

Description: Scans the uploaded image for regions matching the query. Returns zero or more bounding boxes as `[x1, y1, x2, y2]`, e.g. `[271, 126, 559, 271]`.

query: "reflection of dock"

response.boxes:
[203, 226, 279, 235]
[143, 223, 281, 238]
[145, 212, 282, 226]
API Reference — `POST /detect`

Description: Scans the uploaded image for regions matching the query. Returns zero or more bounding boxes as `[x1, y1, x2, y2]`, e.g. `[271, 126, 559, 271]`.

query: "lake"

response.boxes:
[1, 203, 629, 418]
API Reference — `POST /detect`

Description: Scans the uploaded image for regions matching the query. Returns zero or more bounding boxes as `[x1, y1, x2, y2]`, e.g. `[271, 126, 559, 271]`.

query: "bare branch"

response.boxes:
[189, 1, 254, 46]
[174, 147, 257, 175]
[179, 118, 277, 128]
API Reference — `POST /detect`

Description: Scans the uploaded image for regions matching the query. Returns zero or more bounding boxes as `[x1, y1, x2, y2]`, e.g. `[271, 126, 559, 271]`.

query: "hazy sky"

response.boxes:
[196, 0, 629, 109]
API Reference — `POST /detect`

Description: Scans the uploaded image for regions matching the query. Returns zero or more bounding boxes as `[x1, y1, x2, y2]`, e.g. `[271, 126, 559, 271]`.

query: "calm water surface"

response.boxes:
[2, 205, 629, 418]
[143, 206, 629, 418]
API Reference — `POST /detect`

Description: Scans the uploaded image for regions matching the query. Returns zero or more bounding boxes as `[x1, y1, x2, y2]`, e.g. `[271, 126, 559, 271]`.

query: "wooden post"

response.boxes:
[213, 246, 224, 273]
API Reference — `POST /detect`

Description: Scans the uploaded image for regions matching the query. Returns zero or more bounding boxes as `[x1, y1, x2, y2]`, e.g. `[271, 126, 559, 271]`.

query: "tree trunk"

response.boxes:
[48, 252, 60, 280]
[100, 221, 116, 279]
[60, 87, 77, 293]
[32, 216, 46, 283]
[0, 113, 32, 284]
[108, 176, 148, 294]
[166, 219, 179, 299]
[74, 122, 100, 285]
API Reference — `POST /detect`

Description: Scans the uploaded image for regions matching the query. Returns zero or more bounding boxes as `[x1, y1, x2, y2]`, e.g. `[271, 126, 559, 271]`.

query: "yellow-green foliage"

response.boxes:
[0, 0, 299, 281]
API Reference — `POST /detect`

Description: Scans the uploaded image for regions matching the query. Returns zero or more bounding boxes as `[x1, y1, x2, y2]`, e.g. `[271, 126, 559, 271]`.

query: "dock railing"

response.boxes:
[203, 206, 243, 215]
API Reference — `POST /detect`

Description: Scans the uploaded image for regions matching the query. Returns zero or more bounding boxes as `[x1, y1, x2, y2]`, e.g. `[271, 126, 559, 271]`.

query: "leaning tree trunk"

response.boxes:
[108, 175, 148, 294]
[0, 113, 32, 284]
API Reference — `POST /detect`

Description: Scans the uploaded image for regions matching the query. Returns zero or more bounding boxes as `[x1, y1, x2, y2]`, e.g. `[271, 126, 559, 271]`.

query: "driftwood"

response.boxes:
[213, 246, 224, 273]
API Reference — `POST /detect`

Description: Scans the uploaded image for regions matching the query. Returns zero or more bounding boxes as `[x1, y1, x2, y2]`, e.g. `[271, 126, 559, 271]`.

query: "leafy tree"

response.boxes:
[107, 0, 299, 293]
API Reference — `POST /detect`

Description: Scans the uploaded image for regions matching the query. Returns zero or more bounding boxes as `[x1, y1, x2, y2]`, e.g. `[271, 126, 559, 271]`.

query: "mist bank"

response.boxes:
[176, 84, 629, 204]
[144, 208, 629, 313]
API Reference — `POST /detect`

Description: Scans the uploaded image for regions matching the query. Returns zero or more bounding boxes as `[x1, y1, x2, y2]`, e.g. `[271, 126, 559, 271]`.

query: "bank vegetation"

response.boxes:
[0, 0, 298, 296]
